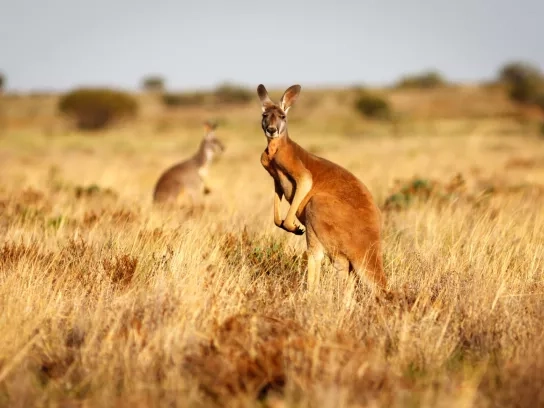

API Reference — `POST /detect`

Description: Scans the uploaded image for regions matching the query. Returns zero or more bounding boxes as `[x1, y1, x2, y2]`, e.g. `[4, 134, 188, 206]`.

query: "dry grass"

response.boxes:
[0, 88, 544, 407]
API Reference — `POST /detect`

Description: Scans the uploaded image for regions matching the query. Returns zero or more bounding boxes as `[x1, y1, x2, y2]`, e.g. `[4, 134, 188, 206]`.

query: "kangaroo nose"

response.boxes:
[266, 126, 277, 134]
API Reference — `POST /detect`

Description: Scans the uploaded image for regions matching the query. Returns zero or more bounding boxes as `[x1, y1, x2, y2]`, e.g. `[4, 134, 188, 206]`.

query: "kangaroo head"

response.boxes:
[201, 121, 225, 162]
[257, 84, 301, 139]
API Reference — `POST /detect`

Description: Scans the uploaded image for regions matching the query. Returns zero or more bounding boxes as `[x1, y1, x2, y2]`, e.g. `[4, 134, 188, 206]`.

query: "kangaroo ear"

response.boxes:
[279, 85, 301, 114]
[257, 84, 273, 112]
[203, 120, 218, 133]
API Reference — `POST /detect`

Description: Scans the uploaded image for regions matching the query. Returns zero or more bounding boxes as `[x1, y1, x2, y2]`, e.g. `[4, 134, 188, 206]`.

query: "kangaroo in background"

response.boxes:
[257, 84, 386, 294]
[153, 121, 225, 206]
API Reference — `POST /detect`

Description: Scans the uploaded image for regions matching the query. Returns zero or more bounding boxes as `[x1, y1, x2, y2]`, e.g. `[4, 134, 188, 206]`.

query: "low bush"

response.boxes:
[141, 75, 165, 92]
[213, 83, 252, 104]
[498, 62, 544, 105]
[58, 88, 138, 131]
[162, 92, 206, 108]
[354, 92, 392, 120]
[395, 70, 447, 89]
[499, 62, 542, 86]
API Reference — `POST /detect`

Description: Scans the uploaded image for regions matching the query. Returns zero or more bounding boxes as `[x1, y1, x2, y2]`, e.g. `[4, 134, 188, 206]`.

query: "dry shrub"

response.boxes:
[0, 189, 54, 229]
[504, 156, 538, 169]
[476, 299, 544, 407]
[48, 238, 140, 296]
[184, 313, 397, 406]
[480, 349, 544, 408]
[31, 321, 86, 384]
[0, 241, 54, 271]
[80, 208, 138, 228]
[111, 209, 139, 225]
[82, 210, 102, 227]
[137, 227, 164, 242]
[102, 254, 138, 287]
[18, 188, 45, 205]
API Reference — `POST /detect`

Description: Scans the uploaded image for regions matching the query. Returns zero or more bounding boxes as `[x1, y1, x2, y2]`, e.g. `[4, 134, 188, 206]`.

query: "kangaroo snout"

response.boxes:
[266, 126, 277, 134]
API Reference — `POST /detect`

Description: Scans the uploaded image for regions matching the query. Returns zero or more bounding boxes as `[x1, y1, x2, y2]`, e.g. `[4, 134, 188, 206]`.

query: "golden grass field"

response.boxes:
[0, 86, 544, 407]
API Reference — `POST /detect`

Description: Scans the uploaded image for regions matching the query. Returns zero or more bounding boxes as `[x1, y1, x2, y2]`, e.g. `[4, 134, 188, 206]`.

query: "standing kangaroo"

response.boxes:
[257, 84, 386, 293]
[153, 121, 225, 205]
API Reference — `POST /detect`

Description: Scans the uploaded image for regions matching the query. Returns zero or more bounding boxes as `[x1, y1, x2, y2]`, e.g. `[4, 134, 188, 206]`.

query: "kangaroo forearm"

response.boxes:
[284, 174, 312, 225]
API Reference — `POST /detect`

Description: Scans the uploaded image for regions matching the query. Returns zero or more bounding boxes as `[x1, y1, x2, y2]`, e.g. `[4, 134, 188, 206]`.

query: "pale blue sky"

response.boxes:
[1, 0, 542, 92]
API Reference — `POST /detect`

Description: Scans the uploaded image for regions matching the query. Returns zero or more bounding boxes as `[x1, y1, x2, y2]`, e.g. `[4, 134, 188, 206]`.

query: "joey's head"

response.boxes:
[257, 84, 301, 139]
[200, 121, 225, 162]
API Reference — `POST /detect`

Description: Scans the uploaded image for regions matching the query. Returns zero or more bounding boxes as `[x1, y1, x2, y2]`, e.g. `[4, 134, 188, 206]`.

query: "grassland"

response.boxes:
[0, 85, 544, 407]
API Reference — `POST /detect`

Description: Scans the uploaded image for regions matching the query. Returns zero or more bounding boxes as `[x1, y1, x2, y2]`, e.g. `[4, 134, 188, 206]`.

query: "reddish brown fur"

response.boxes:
[257, 84, 386, 293]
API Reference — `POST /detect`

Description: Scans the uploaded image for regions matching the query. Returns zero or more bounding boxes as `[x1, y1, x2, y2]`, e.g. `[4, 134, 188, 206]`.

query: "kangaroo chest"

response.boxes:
[261, 149, 295, 203]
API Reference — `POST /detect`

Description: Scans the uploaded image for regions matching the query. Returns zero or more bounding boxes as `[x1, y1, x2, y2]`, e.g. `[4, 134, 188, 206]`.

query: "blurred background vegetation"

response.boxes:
[0, 61, 543, 138]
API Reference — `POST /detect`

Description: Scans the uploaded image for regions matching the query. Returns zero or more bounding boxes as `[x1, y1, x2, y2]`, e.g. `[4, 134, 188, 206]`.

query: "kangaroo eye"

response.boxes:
[279, 114, 286, 120]
[262, 112, 268, 117]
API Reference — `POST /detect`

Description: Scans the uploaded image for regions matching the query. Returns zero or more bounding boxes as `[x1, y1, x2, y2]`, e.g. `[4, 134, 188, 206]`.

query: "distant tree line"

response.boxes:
[354, 64, 544, 121]
[3, 61, 541, 132]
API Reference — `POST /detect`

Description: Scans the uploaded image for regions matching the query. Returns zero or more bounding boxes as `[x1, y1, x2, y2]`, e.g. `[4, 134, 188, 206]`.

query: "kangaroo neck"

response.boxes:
[195, 141, 211, 167]
[266, 131, 291, 157]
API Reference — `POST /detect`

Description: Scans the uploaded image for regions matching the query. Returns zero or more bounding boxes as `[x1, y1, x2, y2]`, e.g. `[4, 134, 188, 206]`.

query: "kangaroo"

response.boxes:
[153, 121, 225, 205]
[257, 84, 386, 294]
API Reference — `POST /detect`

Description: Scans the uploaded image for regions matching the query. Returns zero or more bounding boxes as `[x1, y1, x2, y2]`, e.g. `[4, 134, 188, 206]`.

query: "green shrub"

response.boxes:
[499, 62, 541, 85]
[498, 62, 544, 105]
[354, 92, 392, 120]
[213, 83, 252, 104]
[141, 75, 165, 92]
[508, 75, 543, 104]
[162, 92, 206, 107]
[382, 174, 466, 211]
[0, 72, 4, 92]
[58, 88, 138, 131]
[395, 70, 446, 89]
